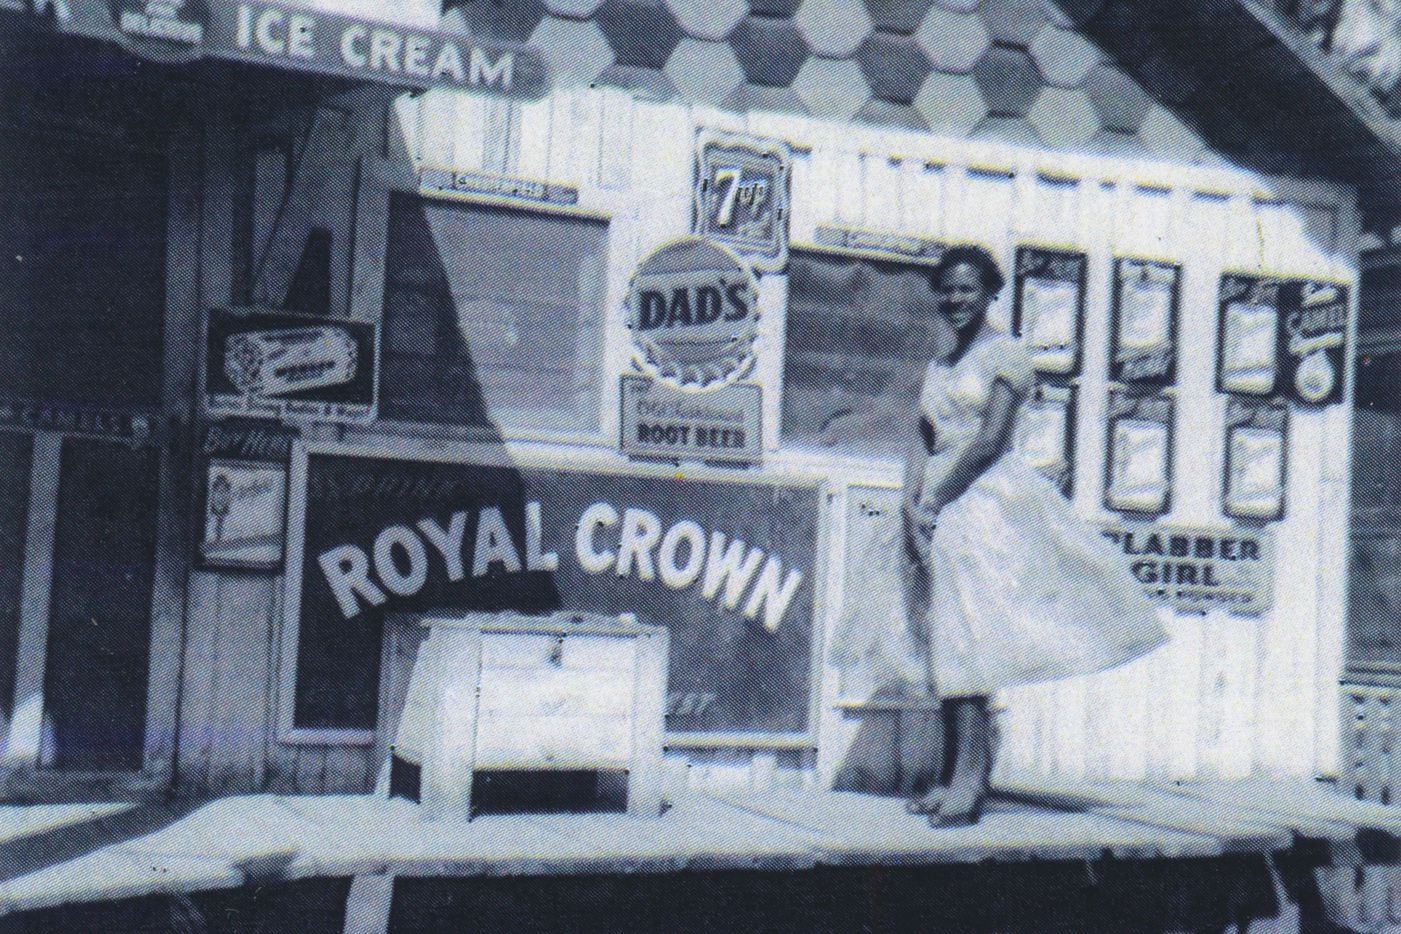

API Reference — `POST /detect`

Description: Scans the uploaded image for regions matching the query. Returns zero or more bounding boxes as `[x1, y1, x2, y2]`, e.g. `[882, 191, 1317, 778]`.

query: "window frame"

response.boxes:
[777, 239, 951, 466]
[357, 160, 625, 449]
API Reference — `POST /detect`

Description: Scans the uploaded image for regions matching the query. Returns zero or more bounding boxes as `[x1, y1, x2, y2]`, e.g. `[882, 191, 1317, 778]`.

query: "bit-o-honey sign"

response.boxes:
[626, 237, 759, 388]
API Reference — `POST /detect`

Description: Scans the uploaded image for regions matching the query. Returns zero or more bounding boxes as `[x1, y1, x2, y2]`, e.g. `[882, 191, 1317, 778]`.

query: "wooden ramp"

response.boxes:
[0, 781, 1393, 929]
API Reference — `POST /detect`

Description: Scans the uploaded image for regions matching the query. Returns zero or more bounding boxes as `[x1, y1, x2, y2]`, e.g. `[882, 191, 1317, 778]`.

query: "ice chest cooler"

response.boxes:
[393, 611, 669, 820]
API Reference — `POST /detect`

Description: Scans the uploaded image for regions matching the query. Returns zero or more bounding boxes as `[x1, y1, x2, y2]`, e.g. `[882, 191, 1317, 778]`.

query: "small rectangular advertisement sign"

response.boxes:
[620, 376, 762, 465]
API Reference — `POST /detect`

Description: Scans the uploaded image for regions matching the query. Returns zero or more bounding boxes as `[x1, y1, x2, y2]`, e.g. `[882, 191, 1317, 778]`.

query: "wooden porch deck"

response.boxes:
[0, 779, 1396, 930]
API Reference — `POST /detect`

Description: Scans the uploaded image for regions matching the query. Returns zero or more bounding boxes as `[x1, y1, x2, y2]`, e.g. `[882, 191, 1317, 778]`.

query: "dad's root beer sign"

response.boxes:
[291, 452, 819, 738]
[626, 237, 759, 388]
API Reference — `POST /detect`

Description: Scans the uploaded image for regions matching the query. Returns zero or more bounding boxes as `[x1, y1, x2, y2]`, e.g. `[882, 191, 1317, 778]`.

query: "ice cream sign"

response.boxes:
[40, 0, 547, 97]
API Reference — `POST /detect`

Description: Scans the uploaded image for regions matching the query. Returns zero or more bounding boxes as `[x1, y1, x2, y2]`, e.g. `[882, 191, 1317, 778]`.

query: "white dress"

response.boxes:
[916, 325, 1168, 697]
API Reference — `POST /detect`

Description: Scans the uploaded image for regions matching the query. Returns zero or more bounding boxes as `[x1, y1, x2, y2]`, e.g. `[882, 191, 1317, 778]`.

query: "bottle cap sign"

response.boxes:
[626, 237, 759, 388]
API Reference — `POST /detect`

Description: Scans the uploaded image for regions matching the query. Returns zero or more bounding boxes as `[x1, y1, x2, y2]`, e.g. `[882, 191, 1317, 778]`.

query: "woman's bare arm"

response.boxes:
[902, 411, 938, 565]
[904, 414, 932, 505]
[922, 378, 1023, 515]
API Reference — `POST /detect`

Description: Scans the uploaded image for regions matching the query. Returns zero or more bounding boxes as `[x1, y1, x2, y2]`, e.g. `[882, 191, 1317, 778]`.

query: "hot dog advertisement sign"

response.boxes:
[206, 307, 379, 423]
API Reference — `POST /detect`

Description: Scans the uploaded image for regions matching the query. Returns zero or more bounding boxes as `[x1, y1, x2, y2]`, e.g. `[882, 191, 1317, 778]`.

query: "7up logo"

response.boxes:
[709, 166, 769, 228]
[693, 130, 790, 273]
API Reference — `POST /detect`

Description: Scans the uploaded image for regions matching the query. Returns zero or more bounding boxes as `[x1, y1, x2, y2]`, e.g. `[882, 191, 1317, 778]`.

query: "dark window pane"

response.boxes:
[380, 195, 608, 433]
[780, 250, 952, 458]
[43, 440, 159, 770]
[0, 434, 32, 741]
[1351, 349, 1401, 672]
[0, 131, 166, 409]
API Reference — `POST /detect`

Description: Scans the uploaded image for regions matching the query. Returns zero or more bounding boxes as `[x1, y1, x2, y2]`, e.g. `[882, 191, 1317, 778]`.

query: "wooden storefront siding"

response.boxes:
[174, 79, 1362, 795]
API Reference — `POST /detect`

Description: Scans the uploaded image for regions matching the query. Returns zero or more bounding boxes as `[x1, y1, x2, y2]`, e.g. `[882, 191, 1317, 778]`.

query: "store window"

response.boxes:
[379, 195, 609, 435]
[42, 439, 159, 770]
[780, 250, 952, 458]
[0, 129, 167, 409]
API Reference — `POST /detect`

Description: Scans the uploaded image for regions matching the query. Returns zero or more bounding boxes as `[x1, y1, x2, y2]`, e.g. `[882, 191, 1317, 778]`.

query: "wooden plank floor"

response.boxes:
[994, 779, 1297, 853]
[0, 781, 1389, 917]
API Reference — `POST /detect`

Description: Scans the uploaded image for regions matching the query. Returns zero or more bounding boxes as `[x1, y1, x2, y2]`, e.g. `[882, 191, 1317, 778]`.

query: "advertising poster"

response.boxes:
[693, 130, 791, 273]
[1217, 274, 1283, 396]
[620, 376, 762, 465]
[1013, 247, 1086, 377]
[1281, 279, 1349, 406]
[206, 307, 379, 423]
[292, 452, 821, 741]
[1111, 258, 1180, 385]
[1098, 522, 1274, 615]
[624, 237, 760, 390]
[1223, 398, 1289, 521]
[200, 459, 288, 570]
[1105, 391, 1174, 515]
[1215, 275, 1349, 405]
[197, 420, 297, 570]
[1017, 383, 1076, 495]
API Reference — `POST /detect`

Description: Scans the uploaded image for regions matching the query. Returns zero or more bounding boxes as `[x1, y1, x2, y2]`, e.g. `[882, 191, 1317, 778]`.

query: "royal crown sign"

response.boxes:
[292, 452, 820, 739]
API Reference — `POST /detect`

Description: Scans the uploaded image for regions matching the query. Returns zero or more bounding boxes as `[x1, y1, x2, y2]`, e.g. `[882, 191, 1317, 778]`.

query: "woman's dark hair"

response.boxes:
[927, 244, 1005, 297]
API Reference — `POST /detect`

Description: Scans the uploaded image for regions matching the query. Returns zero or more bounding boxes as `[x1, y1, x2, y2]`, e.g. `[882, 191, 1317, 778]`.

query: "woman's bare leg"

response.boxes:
[930, 695, 993, 827]
[904, 699, 956, 814]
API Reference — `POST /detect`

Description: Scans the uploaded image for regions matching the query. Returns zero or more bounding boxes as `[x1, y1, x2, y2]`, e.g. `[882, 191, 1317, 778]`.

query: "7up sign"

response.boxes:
[692, 130, 790, 274]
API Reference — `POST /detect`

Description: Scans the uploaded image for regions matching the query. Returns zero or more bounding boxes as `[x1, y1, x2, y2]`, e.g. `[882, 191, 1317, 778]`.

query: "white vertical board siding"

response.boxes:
[353, 87, 1359, 790]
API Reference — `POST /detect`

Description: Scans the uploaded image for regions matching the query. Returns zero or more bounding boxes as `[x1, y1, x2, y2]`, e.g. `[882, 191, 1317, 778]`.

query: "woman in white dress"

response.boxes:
[901, 246, 1168, 826]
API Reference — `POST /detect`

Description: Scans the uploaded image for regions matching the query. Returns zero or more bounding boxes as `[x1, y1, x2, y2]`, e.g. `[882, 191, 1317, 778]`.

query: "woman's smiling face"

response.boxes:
[936, 262, 990, 333]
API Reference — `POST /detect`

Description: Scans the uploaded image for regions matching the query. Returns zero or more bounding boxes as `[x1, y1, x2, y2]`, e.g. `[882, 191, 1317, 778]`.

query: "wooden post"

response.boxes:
[419, 627, 482, 822]
[1, 433, 61, 769]
[627, 627, 668, 818]
[343, 873, 394, 934]
[145, 111, 207, 788]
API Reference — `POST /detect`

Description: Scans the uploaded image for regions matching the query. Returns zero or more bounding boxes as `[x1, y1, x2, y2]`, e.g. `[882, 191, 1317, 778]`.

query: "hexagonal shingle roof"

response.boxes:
[665, 0, 746, 39]
[1030, 25, 1101, 88]
[864, 0, 936, 36]
[981, 0, 1047, 47]
[442, 0, 1401, 225]
[750, 0, 803, 16]
[729, 15, 810, 88]
[973, 44, 1042, 117]
[664, 38, 745, 106]
[597, 0, 686, 70]
[1028, 85, 1101, 147]
[857, 32, 933, 105]
[1084, 62, 1153, 133]
[795, 0, 873, 58]
[916, 6, 991, 75]
[530, 17, 615, 88]
[435, 0, 1196, 162]
[914, 71, 988, 135]
[448, 0, 546, 42]
[546, 0, 606, 19]
[792, 55, 871, 122]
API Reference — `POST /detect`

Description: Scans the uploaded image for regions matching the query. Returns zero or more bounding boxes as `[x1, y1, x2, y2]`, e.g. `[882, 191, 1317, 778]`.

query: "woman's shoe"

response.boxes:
[929, 697, 992, 828]
[928, 809, 977, 829]
[905, 788, 945, 815]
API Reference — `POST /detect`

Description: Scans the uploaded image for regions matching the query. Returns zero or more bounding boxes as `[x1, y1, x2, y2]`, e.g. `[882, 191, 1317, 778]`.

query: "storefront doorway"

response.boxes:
[0, 27, 187, 796]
